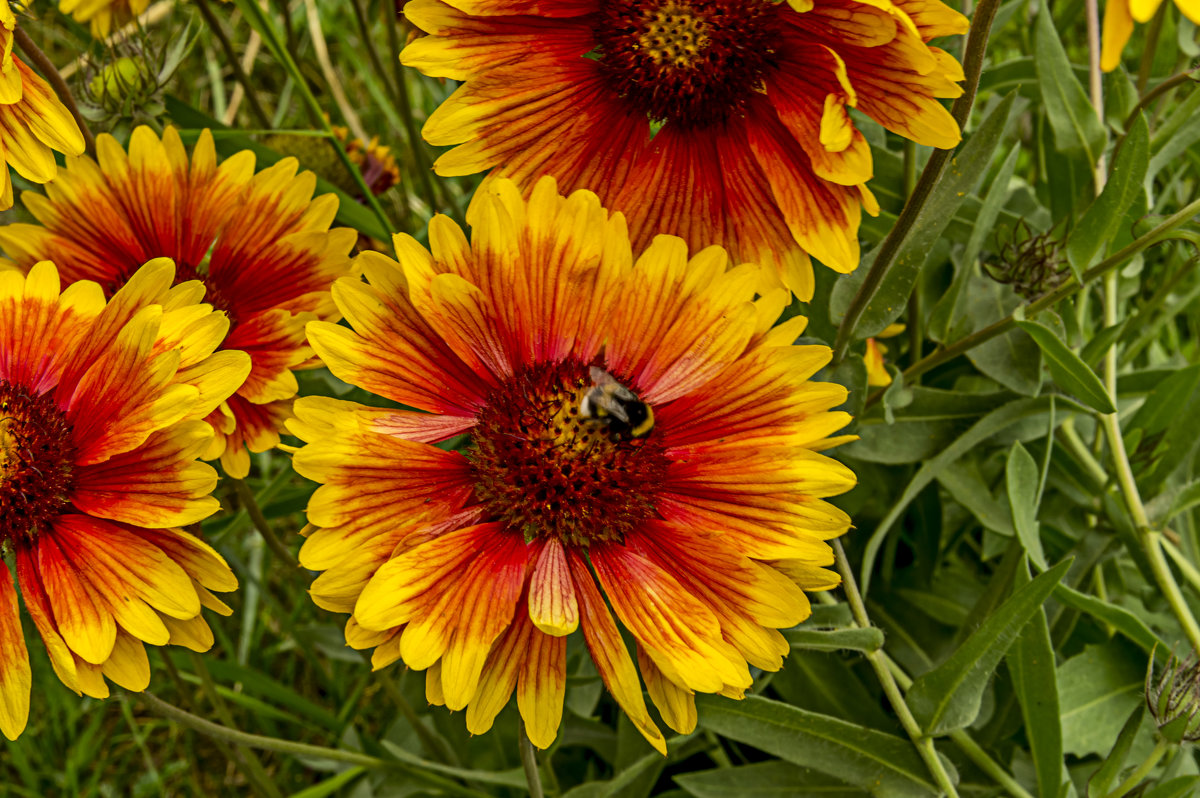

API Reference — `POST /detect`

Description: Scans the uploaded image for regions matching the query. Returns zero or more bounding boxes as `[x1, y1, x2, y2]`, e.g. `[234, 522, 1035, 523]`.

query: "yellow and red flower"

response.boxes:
[1102, 0, 1200, 70]
[0, 1, 86, 210]
[289, 177, 856, 752]
[401, 0, 967, 299]
[0, 259, 249, 741]
[0, 126, 358, 478]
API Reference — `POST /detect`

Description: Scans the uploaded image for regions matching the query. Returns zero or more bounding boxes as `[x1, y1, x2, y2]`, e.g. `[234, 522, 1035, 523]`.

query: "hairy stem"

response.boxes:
[519, 721, 546, 798]
[833, 541, 961, 798]
[832, 0, 1002, 363]
[13, 28, 96, 156]
[233, 479, 299, 569]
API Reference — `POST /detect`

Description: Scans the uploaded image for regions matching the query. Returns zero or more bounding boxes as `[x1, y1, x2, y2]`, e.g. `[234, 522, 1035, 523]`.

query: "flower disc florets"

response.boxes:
[470, 361, 667, 547]
[0, 382, 75, 543]
[595, 0, 782, 127]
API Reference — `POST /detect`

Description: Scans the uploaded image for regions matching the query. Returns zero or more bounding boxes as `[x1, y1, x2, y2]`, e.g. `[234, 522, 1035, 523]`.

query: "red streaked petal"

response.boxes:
[14, 547, 80, 695]
[637, 647, 697, 735]
[590, 543, 751, 695]
[565, 548, 665, 755]
[527, 538, 578, 636]
[0, 565, 31, 741]
[517, 622, 567, 749]
[35, 530, 116, 665]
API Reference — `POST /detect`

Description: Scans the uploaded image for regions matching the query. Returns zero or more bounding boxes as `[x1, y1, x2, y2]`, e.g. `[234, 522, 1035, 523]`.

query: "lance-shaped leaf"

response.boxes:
[1035, 6, 1107, 161]
[907, 560, 1071, 735]
[1007, 442, 1047, 569]
[1009, 560, 1064, 798]
[1016, 320, 1116, 413]
[697, 695, 944, 798]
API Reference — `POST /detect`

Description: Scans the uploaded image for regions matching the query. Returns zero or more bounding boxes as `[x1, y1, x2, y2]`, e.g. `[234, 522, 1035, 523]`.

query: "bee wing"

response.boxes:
[589, 366, 617, 385]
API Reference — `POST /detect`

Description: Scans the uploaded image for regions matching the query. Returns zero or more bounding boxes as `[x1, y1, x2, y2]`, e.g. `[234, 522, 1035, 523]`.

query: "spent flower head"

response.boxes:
[1146, 650, 1200, 744]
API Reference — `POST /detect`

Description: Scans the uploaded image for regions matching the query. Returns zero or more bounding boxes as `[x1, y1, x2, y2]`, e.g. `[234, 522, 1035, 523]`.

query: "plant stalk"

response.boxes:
[1103, 736, 1169, 798]
[139, 691, 494, 798]
[519, 720, 546, 798]
[196, 0, 272, 128]
[831, 0, 1002, 364]
[13, 28, 96, 156]
[866, 195, 1200, 406]
[233, 479, 299, 569]
[833, 541, 961, 798]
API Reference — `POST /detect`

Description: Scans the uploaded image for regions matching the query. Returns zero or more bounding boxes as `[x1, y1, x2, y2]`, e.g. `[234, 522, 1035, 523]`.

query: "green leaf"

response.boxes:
[289, 767, 368, 798]
[1067, 114, 1150, 276]
[1143, 777, 1200, 798]
[675, 761, 859, 797]
[1147, 88, 1200, 187]
[379, 741, 529, 790]
[1159, 480, 1200, 525]
[1060, 641, 1145, 757]
[852, 94, 1017, 338]
[1007, 442, 1046, 569]
[1034, 6, 1107, 161]
[963, 275, 1042, 396]
[696, 695, 943, 798]
[1009, 560, 1064, 798]
[860, 395, 1084, 593]
[1051, 584, 1168, 654]
[1126, 364, 1200, 491]
[1078, 321, 1129, 367]
[1015, 320, 1116, 413]
[783, 627, 884, 653]
[1086, 704, 1145, 798]
[906, 560, 1070, 735]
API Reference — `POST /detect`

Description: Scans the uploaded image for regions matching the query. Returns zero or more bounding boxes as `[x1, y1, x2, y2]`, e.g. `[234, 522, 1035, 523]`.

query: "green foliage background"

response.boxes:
[3, 0, 1200, 795]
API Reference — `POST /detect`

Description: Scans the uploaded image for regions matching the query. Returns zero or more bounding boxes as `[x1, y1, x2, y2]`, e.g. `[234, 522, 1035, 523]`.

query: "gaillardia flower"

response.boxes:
[289, 177, 856, 752]
[401, 0, 967, 299]
[0, 0, 86, 210]
[0, 126, 358, 478]
[0, 259, 249, 741]
[1103, 0, 1199, 71]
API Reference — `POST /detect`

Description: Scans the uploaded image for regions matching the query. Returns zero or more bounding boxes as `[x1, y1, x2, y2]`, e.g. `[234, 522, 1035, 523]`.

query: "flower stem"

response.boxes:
[13, 27, 96, 156]
[195, 0, 272, 128]
[187, 652, 283, 798]
[139, 691, 495, 798]
[236, 0, 396, 240]
[233, 479, 299, 569]
[385, 3, 444, 217]
[519, 720, 546, 798]
[833, 541, 961, 798]
[831, 0, 1002, 364]
[375, 666, 460, 766]
[1124, 68, 1199, 131]
[866, 195, 1200, 406]
[1103, 736, 1169, 798]
[1136, 3, 1169, 95]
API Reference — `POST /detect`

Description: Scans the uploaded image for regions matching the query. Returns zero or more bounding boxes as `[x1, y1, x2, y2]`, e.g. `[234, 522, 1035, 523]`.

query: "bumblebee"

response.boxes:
[579, 367, 655, 439]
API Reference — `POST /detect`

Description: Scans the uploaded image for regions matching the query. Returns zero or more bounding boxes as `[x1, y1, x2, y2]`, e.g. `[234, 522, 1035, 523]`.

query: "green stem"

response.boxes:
[1103, 736, 1169, 798]
[1136, 3, 1169, 95]
[831, 0, 1002, 364]
[1162, 538, 1200, 595]
[519, 721, 546, 798]
[866, 195, 1200, 406]
[833, 541, 961, 798]
[237, 0, 396, 240]
[1125, 68, 1199, 131]
[386, 3, 443, 216]
[196, 0, 272, 128]
[187, 652, 283, 798]
[375, 666, 460, 766]
[948, 730, 1036, 798]
[13, 27, 96, 156]
[233, 479, 299, 569]
[139, 691, 494, 798]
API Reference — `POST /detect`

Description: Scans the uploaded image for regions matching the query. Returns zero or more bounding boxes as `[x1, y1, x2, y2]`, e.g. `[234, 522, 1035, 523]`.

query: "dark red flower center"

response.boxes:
[174, 261, 238, 325]
[0, 381, 76, 545]
[594, 0, 783, 128]
[469, 361, 668, 547]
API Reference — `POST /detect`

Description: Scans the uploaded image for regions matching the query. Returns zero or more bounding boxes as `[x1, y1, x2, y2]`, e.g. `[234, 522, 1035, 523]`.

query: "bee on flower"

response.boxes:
[288, 176, 857, 752]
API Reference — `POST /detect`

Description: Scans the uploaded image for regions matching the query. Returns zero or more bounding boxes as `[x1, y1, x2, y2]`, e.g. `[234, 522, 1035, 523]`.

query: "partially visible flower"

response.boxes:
[1103, 0, 1200, 71]
[0, 259, 249, 741]
[0, 126, 358, 478]
[1146, 651, 1200, 743]
[0, 0, 86, 209]
[263, 124, 401, 199]
[58, 0, 151, 40]
[289, 176, 856, 753]
[401, 0, 967, 299]
[864, 323, 905, 387]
